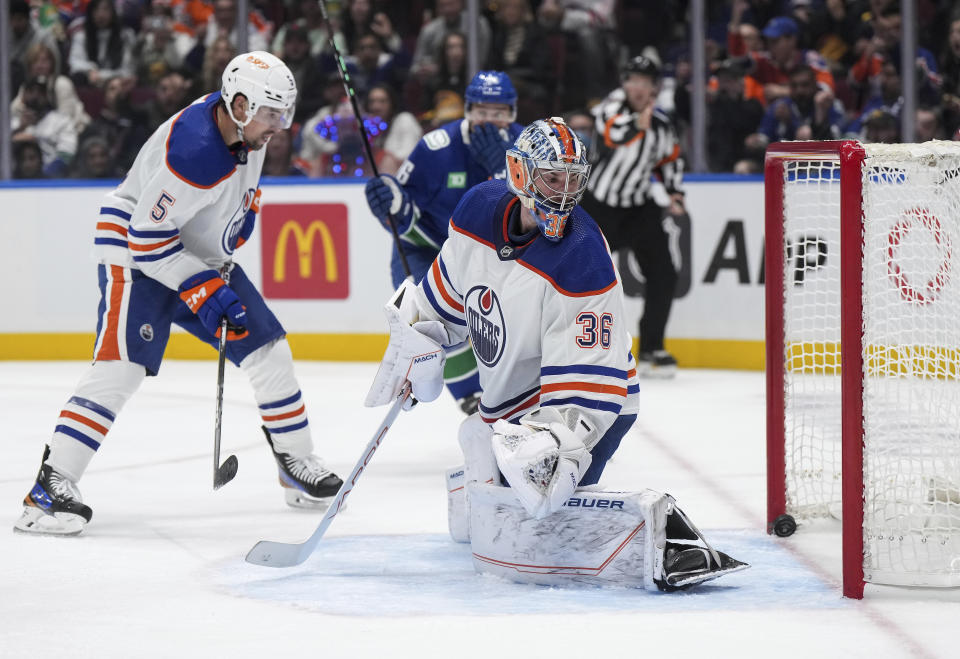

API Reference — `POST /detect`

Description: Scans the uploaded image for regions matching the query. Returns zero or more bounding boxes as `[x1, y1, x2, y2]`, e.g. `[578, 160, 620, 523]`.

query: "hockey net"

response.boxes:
[766, 140, 960, 598]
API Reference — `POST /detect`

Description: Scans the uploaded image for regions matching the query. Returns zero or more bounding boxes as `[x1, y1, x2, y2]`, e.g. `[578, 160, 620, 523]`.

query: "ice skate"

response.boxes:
[457, 392, 481, 415]
[14, 449, 92, 536]
[637, 350, 677, 379]
[262, 427, 342, 509]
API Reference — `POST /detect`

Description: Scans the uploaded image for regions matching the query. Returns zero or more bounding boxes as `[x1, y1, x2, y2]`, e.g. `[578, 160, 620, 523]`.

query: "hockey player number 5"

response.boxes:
[150, 191, 176, 223]
[576, 312, 613, 349]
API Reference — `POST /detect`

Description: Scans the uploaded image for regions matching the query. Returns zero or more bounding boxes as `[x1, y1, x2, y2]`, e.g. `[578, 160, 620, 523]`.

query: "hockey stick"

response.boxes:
[244, 383, 411, 567]
[212, 269, 239, 489]
[316, 0, 412, 278]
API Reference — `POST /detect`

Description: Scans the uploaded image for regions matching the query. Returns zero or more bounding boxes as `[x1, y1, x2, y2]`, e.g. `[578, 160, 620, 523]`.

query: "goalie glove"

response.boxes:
[365, 280, 448, 411]
[491, 408, 593, 519]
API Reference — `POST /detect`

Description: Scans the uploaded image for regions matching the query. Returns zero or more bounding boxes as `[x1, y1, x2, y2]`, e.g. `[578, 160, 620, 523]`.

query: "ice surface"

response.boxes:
[1, 362, 957, 658]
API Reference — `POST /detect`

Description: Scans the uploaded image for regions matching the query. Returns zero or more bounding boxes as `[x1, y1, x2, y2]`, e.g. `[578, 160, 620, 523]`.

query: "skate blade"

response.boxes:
[283, 488, 336, 510]
[13, 506, 86, 536]
[638, 365, 677, 380]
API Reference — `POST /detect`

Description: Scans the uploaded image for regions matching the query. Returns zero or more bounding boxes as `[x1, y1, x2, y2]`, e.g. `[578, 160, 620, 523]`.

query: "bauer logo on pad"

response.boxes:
[261, 204, 349, 299]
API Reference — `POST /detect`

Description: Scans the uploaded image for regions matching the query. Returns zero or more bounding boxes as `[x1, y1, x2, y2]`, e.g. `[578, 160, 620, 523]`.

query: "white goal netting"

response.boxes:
[778, 142, 960, 587]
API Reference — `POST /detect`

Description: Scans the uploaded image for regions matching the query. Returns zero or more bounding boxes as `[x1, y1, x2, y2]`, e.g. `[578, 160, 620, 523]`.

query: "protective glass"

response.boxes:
[252, 103, 295, 130]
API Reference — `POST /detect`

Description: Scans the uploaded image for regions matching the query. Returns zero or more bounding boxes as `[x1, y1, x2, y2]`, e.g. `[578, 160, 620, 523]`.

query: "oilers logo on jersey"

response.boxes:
[221, 188, 257, 254]
[465, 286, 506, 367]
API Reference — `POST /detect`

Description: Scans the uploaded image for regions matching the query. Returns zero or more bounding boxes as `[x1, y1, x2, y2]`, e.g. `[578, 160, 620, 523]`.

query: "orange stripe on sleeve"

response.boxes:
[431, 260, 464, 312]
[96, 222, 128, 236]
[540, 382, 628, 397]
[128, 235, 180, 252]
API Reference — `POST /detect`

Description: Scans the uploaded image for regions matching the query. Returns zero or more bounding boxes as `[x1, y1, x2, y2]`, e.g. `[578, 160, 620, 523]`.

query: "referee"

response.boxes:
[580, 55, 685, 378]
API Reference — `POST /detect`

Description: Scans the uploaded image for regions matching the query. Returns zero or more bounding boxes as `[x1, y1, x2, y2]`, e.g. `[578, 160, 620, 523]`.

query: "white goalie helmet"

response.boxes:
[221, 51, 298, 130]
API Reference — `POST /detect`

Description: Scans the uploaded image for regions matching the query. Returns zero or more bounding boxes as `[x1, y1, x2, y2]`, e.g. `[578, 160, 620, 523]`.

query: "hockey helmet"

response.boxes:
[621, 54, 661, 82]
[221, 51, 298, 130]
[465, 70, 517, 123]
[505, 117, 591, 242]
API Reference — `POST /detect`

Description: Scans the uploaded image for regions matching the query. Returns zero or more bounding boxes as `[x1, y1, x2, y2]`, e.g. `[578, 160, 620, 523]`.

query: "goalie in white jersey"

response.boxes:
[14, 52, 342, 537]
[366, 117, 748, 591]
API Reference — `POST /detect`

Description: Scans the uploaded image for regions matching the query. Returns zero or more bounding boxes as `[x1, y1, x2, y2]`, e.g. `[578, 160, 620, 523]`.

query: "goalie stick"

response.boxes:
[244, 384, 411, 567]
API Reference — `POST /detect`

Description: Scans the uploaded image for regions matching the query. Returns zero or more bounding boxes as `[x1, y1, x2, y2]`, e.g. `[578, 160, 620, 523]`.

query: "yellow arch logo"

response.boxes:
[273, 220, 339, 283]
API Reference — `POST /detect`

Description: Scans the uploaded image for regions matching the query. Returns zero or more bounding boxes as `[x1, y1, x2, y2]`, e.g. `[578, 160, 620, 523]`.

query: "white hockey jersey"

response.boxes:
[415, 180, 640, 444]
[92, 92, 264, 290]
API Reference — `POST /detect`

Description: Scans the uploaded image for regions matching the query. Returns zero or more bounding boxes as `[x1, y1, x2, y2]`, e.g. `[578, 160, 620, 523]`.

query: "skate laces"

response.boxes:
[282, 453, 330, 484]
[48, 469, 82, 502]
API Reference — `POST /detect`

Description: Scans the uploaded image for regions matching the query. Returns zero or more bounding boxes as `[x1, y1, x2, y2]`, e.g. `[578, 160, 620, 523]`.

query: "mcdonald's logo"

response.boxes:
[261, 204, 349, 299]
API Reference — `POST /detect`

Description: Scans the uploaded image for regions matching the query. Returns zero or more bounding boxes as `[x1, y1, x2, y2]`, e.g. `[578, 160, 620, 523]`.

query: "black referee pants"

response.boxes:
[581, 192, 677, 354]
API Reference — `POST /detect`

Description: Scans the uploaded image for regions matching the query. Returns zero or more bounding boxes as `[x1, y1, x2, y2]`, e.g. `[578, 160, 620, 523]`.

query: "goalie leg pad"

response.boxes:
[468, 482, 671, 590]
[445, 466, 469, 543]
[445, 415, 500, 543]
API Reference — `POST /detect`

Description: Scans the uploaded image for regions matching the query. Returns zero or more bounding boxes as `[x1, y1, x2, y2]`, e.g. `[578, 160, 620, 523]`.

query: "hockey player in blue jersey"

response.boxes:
[364, 70, 524, 415]
[365, 117, 748, 591]
[14, 52, 343, 536]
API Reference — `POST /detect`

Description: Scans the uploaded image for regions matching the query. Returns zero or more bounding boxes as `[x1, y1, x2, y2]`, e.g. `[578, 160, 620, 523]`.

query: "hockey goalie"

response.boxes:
[366, 117, 748, 591]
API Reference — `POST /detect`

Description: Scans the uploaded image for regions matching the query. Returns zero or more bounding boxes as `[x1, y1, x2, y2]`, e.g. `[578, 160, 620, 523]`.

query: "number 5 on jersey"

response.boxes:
[576, 312, 612, 348]
[151, 191, 176, 222]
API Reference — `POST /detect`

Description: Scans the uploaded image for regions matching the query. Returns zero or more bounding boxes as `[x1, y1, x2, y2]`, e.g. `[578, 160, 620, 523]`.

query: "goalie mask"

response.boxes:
[506, 118, 591, 242]
[221, 51, 298, 133]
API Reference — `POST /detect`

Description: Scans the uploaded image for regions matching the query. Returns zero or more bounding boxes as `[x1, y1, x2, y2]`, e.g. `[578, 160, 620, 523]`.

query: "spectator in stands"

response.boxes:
[744, 16, 835, 106]
[536, 0, 617, 106]
[486, 0, 552, 123]
[135, 11, 194, 84]
[364, 82, 422, 175]
[420, 31, 468, 116]
[706, 60, 764, 172]
[845, 57, 903, 138]
[300, 74, 354, 177]
[79, 75, 148, 174]
[263, 129, 307, 176]
[200, 0, 269, 55]
[339, 0, 403, 55]
[272, 0, 334, 58]
[197, 35, 235, 95]
[68, 0, 136, 87]
[12, 42, 90, 135]
[281, 25, 325, 122]
[411, 0, 490, 81]
[13, 140, 45, 179]
[850, 3, 939, 109]
[145, 70, 191, 134]
[940, 14, 960, 138]
[749, 65, 843, 146]
[11, 77, 78, 177]
[73, 135, 118, 178]
[807, 0, 861, 68]
[726, 0, 763, 58]
[915, 106, 944, 142]
[862, 108, 900, 143]
[10, 0, 57, 83]
[345, 33, 406, 100]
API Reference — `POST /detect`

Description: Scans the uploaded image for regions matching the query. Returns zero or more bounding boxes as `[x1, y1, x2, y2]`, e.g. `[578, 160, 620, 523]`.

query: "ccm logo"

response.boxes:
[563, 498, 624, 509]
[188, 288, 208, 307]
[414, 353, 438, 364]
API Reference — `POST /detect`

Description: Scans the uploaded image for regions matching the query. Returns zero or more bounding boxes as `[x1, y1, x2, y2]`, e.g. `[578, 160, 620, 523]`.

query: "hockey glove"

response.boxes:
[179, 270, 248, 341]
[491, 408, 593, 519]
[365, 280, 448, 411]
[468, 123, 510, 177]
[364, 174, 414, 234]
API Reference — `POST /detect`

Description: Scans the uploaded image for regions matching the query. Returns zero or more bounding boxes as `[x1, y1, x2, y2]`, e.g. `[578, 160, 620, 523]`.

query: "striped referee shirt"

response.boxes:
[587, 90, 684, 208]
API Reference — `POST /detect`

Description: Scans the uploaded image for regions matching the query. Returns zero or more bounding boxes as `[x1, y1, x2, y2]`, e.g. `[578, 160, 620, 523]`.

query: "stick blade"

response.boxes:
[245, 539, 309, 568]
[213, 454, 239, 490]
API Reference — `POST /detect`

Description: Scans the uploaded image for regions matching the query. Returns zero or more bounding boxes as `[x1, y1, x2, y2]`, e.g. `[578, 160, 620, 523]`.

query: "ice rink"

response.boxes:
[2, 360, 958, 658]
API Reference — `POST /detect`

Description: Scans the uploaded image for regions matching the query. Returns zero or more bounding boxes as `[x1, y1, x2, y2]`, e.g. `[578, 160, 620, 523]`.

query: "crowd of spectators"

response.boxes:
[7, 0, 960, 179]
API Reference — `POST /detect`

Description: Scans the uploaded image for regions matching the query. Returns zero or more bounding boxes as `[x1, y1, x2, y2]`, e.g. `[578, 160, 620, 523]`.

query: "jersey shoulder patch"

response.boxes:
[521, 207, 618, 296]
[165, 93, 238, 189]
[423, 128, 452, 151]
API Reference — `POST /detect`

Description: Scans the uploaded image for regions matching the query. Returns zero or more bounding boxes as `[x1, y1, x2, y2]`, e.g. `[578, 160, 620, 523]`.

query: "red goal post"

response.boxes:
[765, 140, 960, 599]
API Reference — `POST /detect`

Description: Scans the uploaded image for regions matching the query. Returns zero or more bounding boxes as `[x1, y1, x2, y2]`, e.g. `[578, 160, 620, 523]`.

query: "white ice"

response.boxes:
[1, 361, 957, 658]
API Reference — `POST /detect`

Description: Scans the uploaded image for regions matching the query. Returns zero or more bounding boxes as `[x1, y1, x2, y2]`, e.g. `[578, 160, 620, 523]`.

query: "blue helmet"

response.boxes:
[506, 117, 591, 242]
[464, 70, 517, 118]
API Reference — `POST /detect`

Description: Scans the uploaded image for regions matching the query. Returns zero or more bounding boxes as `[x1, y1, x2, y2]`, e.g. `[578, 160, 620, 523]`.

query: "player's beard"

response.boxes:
[246, 133, 273, 150]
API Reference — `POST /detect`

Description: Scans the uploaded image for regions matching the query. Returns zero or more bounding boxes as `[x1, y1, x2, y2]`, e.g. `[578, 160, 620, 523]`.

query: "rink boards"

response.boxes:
[0, 176, 766, 368]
